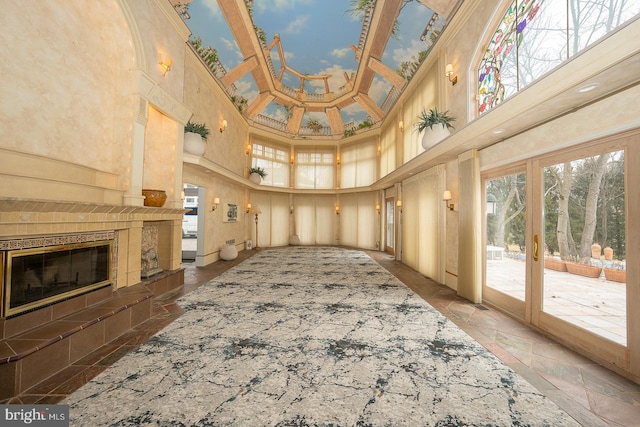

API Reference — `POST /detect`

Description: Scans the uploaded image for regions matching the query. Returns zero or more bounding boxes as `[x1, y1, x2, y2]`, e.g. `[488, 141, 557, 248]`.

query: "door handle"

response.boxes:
[533, 234, 539, 261]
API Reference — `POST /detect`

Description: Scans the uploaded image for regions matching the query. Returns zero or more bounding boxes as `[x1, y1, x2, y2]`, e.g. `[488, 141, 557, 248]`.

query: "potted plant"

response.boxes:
[184, 120, 210, 156]
[603, 258, 626, 283]
[603, 267, 626, 283]
[544, 257, 567, 272]
[565, 260, 602, 278]
[414, 108, 455, 150]
[248, 166, 267, 184]
[306, 118, 322, 134]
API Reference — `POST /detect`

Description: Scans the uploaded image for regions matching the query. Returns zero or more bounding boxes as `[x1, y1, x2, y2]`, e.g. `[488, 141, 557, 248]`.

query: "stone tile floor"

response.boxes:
[6, 248, 640, 426]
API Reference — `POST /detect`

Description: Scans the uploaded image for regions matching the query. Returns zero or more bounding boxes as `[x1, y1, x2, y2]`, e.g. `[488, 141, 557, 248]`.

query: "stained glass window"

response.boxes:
[478, 0, 540, 114]
[477, 0, 640, 115]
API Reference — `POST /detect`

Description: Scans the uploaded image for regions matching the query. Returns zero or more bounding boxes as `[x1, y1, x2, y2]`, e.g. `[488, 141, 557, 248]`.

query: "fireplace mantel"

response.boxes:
[1, 198, 185, 295]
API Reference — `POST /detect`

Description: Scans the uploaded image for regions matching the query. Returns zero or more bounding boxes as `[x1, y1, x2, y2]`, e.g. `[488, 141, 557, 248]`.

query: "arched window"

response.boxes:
[478, 0, 640, 115]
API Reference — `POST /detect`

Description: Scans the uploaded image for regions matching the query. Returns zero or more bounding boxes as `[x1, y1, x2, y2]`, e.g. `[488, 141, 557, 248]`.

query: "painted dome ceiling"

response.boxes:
[173, 0, 459, 139]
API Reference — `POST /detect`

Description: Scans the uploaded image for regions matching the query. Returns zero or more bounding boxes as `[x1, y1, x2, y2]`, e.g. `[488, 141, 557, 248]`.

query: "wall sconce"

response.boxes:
[290, 205, 294, 214]
[290, 156, 294, 165]
[211, 197, 220, 211]
[246, 203, 252, 213]
[245, 143, 251, 155]
[335, 205, 340, 215]
[445, 63, 458, 85]
[443, 190, 455, 211]
[376, 204, 381, 215]
[159, 57, 172, 76]
[336, 155, 340, 165]
[396, 200, 402, 213]
[219, 119, 228, 133]
[398, 121, 404, 132]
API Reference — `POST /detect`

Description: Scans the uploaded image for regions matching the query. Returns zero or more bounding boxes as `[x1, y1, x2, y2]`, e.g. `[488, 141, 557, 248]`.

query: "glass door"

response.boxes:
[539, 148, 627, 346]
[484, 136, 637, 375]
[385, 198, 395, 255]
[483, 169, 527, 319]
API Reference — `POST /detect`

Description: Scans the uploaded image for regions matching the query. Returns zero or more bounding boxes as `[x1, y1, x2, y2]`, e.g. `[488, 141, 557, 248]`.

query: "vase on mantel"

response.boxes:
[142, 189, 167, 207]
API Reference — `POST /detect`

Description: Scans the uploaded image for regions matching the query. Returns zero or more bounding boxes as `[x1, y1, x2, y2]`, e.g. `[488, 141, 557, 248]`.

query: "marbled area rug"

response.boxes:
[64, 247, 579, 426]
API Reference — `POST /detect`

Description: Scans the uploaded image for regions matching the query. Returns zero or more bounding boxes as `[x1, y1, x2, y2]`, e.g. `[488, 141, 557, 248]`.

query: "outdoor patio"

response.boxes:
[486, 257, 627, 345]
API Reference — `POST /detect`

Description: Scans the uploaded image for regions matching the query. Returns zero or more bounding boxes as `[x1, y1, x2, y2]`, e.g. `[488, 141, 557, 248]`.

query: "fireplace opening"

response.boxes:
[3, 241, 112, 317]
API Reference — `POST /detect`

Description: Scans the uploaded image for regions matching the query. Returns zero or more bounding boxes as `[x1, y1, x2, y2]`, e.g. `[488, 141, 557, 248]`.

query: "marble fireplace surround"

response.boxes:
[0, 199, 186, 399]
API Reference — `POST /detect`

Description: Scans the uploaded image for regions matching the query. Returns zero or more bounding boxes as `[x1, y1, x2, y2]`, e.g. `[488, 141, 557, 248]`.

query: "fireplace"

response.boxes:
[2, 239, 113, 317]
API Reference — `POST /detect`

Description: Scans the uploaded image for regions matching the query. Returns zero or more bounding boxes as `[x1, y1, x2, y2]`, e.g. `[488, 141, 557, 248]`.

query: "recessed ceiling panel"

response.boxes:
[179, 0, 449, 138]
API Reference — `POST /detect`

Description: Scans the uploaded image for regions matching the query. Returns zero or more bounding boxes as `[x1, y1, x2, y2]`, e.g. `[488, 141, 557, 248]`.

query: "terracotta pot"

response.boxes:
[566, 262, 602, 278]
[603, 247, 613, 261]
[591, 243, 601, 259]
[603, 268, 626, 283]
[544, 258, 567, 272]
[142, 189, 167, 207]
[184, 132, 205, 156]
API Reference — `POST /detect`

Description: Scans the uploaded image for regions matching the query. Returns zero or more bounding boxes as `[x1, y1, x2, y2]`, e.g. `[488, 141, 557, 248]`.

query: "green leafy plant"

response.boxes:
[414, 108, 456, 133]
[358, 118, 374, 129]
[249, 166, 268, 178]
[343, 128, 356, 138]
[306, 118, 322, 129]
[185, 121, 210, 140]
[230, 95, 248, 112]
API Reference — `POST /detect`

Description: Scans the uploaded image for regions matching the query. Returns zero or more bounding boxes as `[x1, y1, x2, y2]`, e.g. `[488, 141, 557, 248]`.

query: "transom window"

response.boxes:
[252, 141, 290, 187]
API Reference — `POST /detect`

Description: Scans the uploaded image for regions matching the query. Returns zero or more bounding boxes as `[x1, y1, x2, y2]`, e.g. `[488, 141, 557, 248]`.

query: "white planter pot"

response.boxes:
[220, 244, 238, 261]
[184, 132, 205, 156]
[421, 125, 451, 150]
[249, 173, 262, 184]
[289, 235, 300, 246]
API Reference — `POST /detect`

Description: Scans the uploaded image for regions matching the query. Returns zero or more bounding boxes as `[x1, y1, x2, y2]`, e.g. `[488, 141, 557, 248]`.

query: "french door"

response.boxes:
[482, 167, 528, 320]
[483, 135, 635, 369]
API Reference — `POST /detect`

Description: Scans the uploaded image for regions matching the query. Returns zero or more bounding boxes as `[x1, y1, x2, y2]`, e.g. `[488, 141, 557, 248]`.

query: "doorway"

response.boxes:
[538, 147, 627, 346]
[483, 137, 634, 370]
[181, 184, 201, 262]
[384, 197, 395, 255]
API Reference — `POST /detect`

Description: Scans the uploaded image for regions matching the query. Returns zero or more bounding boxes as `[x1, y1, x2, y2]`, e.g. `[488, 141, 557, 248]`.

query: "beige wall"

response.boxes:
[0, 0, 135, 184]
[0, 0, 190, 289]
[182, 169, 248, 264]
[183, 52, 249, 178]
[480, 85, 640, 170]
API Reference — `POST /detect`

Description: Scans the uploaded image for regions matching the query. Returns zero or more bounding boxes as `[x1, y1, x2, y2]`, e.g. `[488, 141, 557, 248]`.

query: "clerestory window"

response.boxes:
[478, 0, 640, 115]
